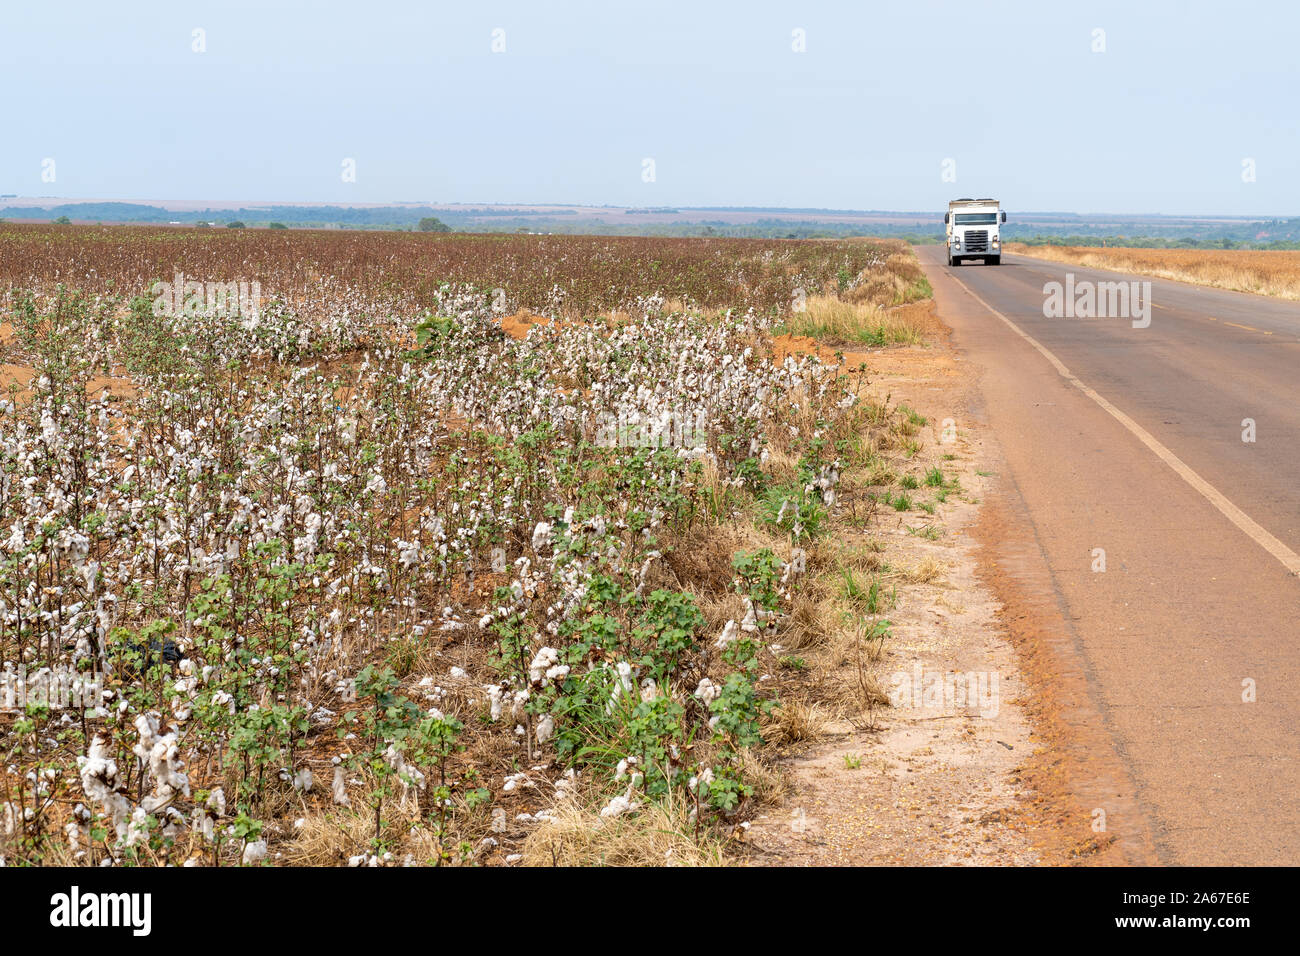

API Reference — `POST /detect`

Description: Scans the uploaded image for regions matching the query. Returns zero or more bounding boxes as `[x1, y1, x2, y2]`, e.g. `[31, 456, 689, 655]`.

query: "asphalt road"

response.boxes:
[916, 245, 1300, 865]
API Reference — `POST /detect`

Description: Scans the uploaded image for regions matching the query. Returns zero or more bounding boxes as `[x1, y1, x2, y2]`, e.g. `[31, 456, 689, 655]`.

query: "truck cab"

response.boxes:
[945, 198, 1007, 266]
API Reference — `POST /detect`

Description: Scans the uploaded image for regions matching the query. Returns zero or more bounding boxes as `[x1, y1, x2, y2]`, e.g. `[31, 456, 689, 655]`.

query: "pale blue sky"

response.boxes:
[2, 0, 1295, 215]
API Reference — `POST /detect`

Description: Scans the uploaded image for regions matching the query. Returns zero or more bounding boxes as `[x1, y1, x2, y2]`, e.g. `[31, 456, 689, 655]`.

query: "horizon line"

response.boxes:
[0, 196, 1293, 221]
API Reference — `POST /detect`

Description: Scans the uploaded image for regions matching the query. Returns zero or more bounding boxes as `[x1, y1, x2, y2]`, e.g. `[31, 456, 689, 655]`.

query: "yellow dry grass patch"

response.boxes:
[782, 295, 935, 347]
[891, 555, 947, 585]
[519, 794, 727, 867]
[1007, 244, 1300, 301]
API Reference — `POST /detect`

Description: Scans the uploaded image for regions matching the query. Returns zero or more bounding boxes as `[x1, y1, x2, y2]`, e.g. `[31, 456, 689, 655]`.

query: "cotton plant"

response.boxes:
[1, 244, 878, 866]
[131, 712, 191, 812]
[75, 737, 136, 850]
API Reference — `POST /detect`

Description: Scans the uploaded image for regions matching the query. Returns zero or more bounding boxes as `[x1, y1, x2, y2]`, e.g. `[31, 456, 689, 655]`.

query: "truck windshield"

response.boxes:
[954, 213, 998, 224]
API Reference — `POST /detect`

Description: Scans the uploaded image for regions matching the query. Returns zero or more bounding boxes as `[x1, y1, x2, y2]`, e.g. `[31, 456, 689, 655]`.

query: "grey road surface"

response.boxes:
[917, 246, 1300, 865]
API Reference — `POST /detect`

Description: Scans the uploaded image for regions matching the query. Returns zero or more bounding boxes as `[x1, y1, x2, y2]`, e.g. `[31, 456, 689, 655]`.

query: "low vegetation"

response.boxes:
[0, 230, 940, 867]
[0, 224, 897, 318]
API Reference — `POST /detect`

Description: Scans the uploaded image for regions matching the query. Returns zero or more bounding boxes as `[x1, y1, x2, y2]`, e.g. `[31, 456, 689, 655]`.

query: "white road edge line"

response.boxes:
[949, 271, 1300, 577]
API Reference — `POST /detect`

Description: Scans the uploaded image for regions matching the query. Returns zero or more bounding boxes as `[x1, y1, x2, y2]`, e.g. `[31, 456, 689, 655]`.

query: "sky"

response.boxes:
[1, 0, 1296, 215]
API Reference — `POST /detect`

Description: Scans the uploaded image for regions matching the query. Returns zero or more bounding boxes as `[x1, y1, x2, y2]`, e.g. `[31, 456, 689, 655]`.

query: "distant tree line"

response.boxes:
[5, 201, 1297, 249]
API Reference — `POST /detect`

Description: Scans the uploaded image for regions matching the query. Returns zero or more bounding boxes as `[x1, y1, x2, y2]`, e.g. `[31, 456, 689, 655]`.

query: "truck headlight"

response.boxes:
[951, 236, 960, 246]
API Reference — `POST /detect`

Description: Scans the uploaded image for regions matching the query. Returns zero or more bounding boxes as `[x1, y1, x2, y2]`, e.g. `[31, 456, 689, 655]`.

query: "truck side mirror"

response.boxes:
[1000, 211, 1007, 223]
[943, 213, 949, 224]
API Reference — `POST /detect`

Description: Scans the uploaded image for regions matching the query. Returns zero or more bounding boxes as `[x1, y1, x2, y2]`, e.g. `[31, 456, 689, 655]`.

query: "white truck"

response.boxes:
[945, 198, 1006, 266]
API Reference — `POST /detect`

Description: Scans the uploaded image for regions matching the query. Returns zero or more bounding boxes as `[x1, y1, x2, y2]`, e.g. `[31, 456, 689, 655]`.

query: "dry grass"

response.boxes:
[891, 555, 947, 585]
[281, 772, 497, 866]
[842, 250, 931, 306]
[284, 807, 388, 866]
[782, 295, 936, 347]
[774, 238, 939, 347]
[519, 792, 727, 867]
[782, 592, 838, 651]
[1007, 244, 1300, 301]
[763, 699, 830, 750]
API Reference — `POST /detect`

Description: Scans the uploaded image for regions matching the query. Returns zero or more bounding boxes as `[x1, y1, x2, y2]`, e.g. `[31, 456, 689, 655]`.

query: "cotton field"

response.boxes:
[0, 231, 924, 866]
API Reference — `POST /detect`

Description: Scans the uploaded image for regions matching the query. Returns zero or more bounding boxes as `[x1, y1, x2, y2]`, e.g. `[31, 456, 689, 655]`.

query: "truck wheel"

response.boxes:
[947, 253, 953, 267]
[987, 256, 1000, 266]
[952, 257, 960, 267]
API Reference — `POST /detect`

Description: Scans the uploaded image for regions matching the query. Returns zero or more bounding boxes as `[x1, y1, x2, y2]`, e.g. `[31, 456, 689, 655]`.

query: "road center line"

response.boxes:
[1224, 320, 1272, 334]
[948, 272, 1300, 576]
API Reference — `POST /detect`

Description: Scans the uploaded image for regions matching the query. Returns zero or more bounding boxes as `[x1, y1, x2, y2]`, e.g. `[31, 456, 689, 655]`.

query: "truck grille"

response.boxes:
[964, 230, 989, 252]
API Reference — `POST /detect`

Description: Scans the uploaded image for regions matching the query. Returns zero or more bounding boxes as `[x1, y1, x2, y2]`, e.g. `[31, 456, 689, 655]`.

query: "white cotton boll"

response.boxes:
[554, 768, 579, 802]
[605, 659, 636, 714]
[332, 765, 351, 806]
[124, 808, 151, 848]
[485, 685, 505, 722]
[490, 808, 508, 832]
[544, 663, 569, 682]
[694, 677, 720, 704]
[449, 666, 467, 679]
[535, 715, 554, 745]
[714, 619, 739, 649]
[242, 840, 267, 865]
[292, 768, 313, 792]
[531, 521, 552, 550]
[478, 613, 493, 629]
[600, 788, 641, 819]
[528, 646, 560, 684]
